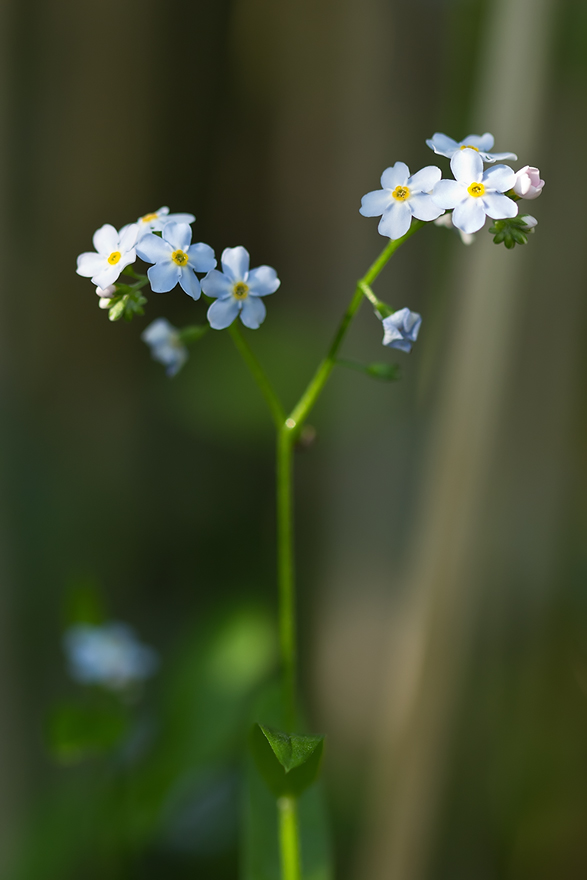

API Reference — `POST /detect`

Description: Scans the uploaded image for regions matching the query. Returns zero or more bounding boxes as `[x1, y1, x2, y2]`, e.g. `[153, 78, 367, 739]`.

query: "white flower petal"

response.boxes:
[93, 263, 123, 288]
[163, 222, 191, 251]
[77, 252, 105, 277]
[117, 249, 136, 273]
[207, 296, 240, 330]
[165, 212, 195, 225]
[408, 165, 441, 193]
[247, 265, 280, 296]
[240, 295, 267, 329]
[452, 198, 487, 234]
[147, 260, 180, 292]
[426, 133, 459, 156]
[482, 164, 516, 193]
[359, 189, 393, 217]
[187, 242, 216, 273]
[119, 223, 139, 252]
[380, 162, 410, 190]
[409, 193, 444, 222]
[92, 224, 119, 256]
[481, 193, 518, 220]
[136, 234, 172, 264]
[481, 150, 518, 163]
[450, 148, 484, 184]
[461, 132, 494, 152]
[221, 246, 250, 282]
[377, 202, 412, 240]
[201, 269, 233, 298]
[431, 180, 466, 210]
[178, 267, 202, 300]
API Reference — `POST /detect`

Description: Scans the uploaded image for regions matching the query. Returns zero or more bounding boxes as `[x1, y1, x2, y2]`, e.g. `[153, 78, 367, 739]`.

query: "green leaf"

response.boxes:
[250, 723, 324, 797]
[47, 701, 128, 764]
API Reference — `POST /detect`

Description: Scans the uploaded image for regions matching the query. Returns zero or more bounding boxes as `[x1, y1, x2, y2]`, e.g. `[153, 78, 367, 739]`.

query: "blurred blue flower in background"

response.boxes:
[63, 622, 159, 690]
[382, 308, 422, 353]
[141, 317, 188, 377]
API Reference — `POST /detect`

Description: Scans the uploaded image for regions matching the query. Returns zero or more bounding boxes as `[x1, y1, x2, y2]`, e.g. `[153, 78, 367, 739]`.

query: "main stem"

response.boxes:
[277, 426, 296, 730]
[278, 796, 302, 880]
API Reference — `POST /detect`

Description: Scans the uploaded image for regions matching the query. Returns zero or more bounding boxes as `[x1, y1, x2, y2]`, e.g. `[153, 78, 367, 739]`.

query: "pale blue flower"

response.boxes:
[64, 622, 158, 691]
[141, 318, 188, 377]
[382, 308, 422, 353]
[77, 223, 139, 289]
[359, 163, 444, 240]
[137, 223, 216, 300]
[202, 246, 280, 330]
[432, 149, 517, 234]
[136, 206, 196, 239]
[426, 132, 517, 163]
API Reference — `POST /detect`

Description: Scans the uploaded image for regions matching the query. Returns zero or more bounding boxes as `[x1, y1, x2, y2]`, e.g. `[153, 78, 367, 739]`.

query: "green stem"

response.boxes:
[277, 426, 296, 730]
[287, 220, 424, 432]
[278, 796, 302, 880]
[228, 324, 286, 429]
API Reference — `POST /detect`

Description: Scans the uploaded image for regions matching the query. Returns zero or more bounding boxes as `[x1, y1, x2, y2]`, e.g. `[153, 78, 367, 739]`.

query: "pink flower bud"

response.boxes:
[512, 166, 544, 200]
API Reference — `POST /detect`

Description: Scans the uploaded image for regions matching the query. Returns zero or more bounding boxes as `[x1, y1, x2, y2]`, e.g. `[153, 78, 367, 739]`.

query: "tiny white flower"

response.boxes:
[96, 284, 117, 298]
[63, 622, 158, 691]
[141, 317, 188, 377]
[136, 223, 216, 300]
[202, 246, 280, 330]
[512, 165, 544, 200]
[432, 149, 518, 234]
[382, 308, 422, 353]
[136, 206, 196, 239]
[426, 132, 517, 163]
[76, 223, 139, 288]
[434, 212, 475, 245]
[359, 162, 444, 240]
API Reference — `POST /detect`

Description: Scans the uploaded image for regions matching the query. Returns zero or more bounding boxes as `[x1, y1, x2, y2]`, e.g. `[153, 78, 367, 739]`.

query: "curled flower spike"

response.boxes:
[360, 162, 444, 240]
[432, 149, 518, 234]
[63, 622, 158, 691]
[76, 223, 139, 288]
[426, 132, 517, 163]
[142, 318, 188, 377]
[382, 308, 422, 353]
[137, 223, 216, 300]
[202, 246, 280, 330]
[136, 206, 195, 239]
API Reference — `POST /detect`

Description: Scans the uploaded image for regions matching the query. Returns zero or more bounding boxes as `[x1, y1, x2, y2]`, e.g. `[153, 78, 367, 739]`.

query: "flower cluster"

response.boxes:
[360, 131, 543, 239]
[76, 209, 281, 336]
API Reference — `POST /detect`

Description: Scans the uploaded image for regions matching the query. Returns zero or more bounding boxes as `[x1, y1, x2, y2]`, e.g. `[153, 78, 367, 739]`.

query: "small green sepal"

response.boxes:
[488, 216, 534, 249]
[250, 722, 325, 797]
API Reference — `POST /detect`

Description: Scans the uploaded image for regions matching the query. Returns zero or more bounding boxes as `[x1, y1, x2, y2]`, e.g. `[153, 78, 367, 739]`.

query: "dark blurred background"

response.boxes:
[1, 0, 587, 878]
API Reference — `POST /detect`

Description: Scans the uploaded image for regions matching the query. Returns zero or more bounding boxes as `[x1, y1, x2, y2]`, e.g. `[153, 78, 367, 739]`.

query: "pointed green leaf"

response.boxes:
[250, 723, 324, 797]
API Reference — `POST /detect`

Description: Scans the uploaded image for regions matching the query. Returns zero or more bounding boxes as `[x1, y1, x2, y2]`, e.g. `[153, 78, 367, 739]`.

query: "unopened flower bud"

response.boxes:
[98, 297, 113, 309]
[96, 284, 117, 298]
[519, 214, 538, 231]
[512, 166, 544, 200]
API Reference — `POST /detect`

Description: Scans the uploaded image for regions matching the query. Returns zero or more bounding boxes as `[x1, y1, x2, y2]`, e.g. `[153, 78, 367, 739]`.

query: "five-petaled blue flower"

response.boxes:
[141, 318, 188, 377]
[202, 246, 280, 330]
[63, 622, 159, 691]
[426, 132, 517, 164]
[359, 163, 444, 241]
[382, 308, 422, 353]
[137, 223, 216, 300]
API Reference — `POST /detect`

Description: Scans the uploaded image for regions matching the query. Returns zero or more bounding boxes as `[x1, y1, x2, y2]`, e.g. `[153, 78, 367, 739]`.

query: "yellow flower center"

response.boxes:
[467, 182, 485, 198]
[171, 249, 189, 266]
[141, 212, 159, 223]
[460, 144, 480, 152]
[392, 185, 410, 202]
[107, 251, 121, 265]
[233, 282, 249, 300]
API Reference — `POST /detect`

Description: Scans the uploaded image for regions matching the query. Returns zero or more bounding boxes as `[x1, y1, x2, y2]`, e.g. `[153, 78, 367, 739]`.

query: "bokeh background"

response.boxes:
[1, 0, 587, 877]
